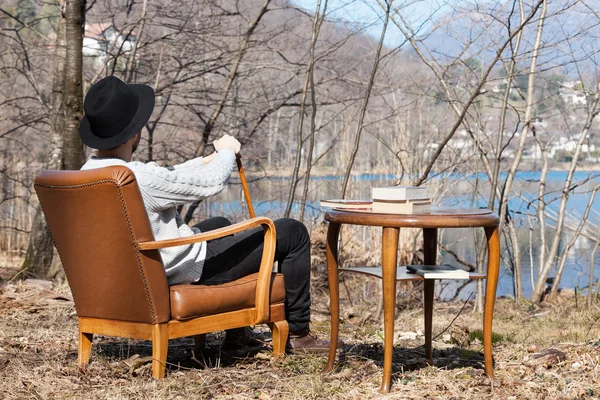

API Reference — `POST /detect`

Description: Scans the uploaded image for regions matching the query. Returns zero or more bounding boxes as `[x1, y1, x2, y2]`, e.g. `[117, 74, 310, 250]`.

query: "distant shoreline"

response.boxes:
[237, 166, 600, 179]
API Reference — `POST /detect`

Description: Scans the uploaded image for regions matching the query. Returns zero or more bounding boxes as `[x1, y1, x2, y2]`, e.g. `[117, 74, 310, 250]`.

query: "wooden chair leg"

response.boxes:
[323, 222, 341, 373]
[380, 227, 399, 394]
[484, 226, 500, 378]
[423, 280, 435, 363]
[423, 228, 438, 364]
[194, 334, 206, 354]
[78, 324, 93, 367]
[268, 320, 289, 359]
[152, 324, 169, 379]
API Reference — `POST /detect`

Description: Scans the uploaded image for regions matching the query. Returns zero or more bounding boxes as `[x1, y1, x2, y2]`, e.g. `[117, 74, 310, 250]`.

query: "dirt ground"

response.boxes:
[1, 253, 599, 400]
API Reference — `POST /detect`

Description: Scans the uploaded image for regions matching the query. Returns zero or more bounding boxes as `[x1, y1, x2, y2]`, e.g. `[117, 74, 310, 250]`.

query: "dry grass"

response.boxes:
[1, 260, 599, 400]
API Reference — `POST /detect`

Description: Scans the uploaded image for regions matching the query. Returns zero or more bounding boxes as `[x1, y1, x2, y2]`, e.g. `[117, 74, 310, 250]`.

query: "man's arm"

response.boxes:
[171, 134, 239, 170]
[135, 149, 237, 211]
[169, 151, 217, 172]
[133, 135, 241, 211]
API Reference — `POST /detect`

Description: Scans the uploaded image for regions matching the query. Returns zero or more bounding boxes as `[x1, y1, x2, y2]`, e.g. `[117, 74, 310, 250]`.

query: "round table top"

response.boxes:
[324, 207, 499, 228]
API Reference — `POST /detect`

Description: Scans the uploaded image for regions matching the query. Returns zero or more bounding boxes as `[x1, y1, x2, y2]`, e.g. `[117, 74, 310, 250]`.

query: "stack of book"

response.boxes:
[371, 185, 431, 214]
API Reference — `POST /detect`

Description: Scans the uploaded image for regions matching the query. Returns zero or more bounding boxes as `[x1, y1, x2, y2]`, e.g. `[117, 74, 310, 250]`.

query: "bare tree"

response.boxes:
[589, 221, 600, 307]
[534, 85, 600, 302]
[21, 1, 67, 278]
[62, 0, 85, 170]
[196, 0, 272, 156]
[340, 0, 391, 198]
[284, 0, 328, 220]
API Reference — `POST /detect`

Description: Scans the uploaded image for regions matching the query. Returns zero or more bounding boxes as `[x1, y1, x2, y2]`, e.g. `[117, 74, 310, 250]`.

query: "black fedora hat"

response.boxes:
[80, 76, 155, 150]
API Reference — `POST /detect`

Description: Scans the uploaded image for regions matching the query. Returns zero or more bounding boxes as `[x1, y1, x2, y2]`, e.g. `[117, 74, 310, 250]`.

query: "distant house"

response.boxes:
[491, 78, 519, 97]
[83, 23, 135, 61]
[564, 140, 595, 153]
[521, 142, 541, 160]
[561, 90, 586, 106]
[560, 80, 587, 106]
[445, 129, 475, 157]
[423, 142, 439, 161]
[547, 132, 598, 161]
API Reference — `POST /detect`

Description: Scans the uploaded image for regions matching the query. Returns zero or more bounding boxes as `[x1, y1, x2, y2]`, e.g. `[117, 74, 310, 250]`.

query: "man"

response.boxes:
[79, 76, 340, 352]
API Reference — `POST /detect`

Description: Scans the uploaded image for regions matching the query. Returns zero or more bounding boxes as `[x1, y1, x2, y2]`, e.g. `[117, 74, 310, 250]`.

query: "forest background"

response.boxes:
[1, 0, 600, 307]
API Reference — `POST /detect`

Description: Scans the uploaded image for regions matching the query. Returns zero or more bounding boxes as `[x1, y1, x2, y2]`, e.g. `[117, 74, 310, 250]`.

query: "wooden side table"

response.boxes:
[321, 207, 500, 393]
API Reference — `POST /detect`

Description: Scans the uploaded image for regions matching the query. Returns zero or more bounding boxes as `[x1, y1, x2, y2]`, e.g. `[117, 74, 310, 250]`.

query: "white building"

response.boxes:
[560, 81, 587, 106]
[561, 91, 587, 105]
[83, 23, 135, 62]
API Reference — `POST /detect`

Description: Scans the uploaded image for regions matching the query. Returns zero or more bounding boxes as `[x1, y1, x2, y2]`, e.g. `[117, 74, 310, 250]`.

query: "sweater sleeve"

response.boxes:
[170, 155, 209, 171]
[132, 149, 236, 211]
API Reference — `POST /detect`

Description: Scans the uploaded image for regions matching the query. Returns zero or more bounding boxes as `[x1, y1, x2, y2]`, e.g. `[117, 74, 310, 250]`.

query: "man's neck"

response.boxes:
[97, 148, 132, 162]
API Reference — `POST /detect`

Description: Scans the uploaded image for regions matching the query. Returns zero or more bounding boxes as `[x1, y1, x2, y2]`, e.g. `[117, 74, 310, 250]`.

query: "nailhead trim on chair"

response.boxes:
[115, 184, 157, 324]
[35, 179, 158, 324]
[36, 180, 116, 190]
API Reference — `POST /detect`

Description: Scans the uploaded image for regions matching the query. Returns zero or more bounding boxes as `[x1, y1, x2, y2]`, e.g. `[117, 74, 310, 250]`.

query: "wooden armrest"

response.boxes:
[137, 217, 272, 250]
[137, 216, 277, 324]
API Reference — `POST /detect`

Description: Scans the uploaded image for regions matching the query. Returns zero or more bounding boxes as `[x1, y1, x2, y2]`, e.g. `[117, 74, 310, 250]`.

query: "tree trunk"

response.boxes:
[507, 219, 523, 300]
[124, 0, 148, 83]
[62, 0, 86, 171]
[498, 0, 547, 240]
[283, 60, 311, 218]
[294, 0, 328, 221]
[589, 220, 600, 307]
[21, 5, 67, 278]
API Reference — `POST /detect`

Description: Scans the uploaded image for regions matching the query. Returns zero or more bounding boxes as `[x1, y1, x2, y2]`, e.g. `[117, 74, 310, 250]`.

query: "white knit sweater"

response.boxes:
[81, 150, 236, 285]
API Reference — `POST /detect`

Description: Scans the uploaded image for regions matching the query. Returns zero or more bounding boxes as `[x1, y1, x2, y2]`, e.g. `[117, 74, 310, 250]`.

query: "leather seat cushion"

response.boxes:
[170, 273, 285, 321]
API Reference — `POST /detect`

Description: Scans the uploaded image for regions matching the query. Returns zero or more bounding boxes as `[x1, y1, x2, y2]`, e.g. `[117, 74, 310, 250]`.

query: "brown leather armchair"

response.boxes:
[34, 166, 288, 378]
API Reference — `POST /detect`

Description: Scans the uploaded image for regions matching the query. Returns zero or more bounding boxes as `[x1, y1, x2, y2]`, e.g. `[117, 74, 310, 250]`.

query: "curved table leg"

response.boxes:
[423, 228, 438, 364]
[323, 222, 341, 374]
[380, 227, 399, 394]
[484, 226, 500, 378]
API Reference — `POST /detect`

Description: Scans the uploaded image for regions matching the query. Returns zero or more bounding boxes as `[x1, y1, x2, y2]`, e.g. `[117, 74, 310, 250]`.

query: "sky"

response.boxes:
[292, 0, 450, 48]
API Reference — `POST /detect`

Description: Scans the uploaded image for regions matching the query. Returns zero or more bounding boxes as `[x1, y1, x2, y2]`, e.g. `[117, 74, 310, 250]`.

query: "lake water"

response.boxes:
[198, 170, 600, 299]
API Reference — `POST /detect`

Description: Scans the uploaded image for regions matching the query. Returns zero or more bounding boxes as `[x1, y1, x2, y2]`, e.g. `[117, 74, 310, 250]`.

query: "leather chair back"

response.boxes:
[34, 166, 171, 324]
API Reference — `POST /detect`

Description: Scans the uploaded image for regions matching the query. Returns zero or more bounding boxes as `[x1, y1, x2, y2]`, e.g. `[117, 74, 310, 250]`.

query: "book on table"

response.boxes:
[406, 265, 469, 279]
[320, 199, 372, 209]
[371, 199, 431, 214]
[372, 185, 429, 201]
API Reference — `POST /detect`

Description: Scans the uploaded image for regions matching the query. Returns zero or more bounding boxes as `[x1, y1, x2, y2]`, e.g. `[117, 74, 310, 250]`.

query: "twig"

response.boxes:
[432, 292, 473, 341]
[1, 267, 29, 289]
[191, 349, 209, 368]
[342, 276, 353, 307]
[585, 314, 600, 339]
[440, 244, 476, 271]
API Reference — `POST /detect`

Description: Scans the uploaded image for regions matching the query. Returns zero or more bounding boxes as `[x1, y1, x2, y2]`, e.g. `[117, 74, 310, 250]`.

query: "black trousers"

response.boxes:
[194, 217, 311, 333]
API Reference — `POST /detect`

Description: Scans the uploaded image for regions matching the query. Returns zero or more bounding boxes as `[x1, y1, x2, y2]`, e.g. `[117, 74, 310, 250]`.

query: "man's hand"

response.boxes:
[213, 134, 241, 154]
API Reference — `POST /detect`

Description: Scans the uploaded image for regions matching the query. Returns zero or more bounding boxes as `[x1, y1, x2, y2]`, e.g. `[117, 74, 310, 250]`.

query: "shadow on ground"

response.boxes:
[339, 342, 485, 376]
[95, 335, 486, 378]
[95, 334, 271, 373]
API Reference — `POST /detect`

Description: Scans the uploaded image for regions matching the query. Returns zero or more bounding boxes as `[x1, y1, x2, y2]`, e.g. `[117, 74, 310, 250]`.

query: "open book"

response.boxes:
[406, 265, 469, 279]
[320, 199, 371, 209]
